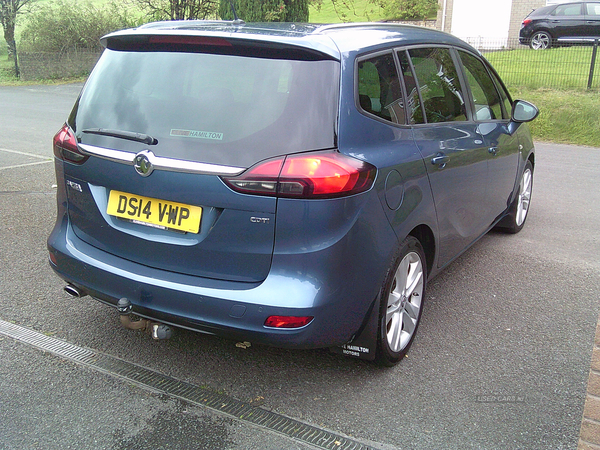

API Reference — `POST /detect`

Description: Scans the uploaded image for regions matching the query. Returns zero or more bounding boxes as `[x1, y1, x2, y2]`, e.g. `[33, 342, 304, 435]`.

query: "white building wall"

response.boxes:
[450, 0, 512, 47]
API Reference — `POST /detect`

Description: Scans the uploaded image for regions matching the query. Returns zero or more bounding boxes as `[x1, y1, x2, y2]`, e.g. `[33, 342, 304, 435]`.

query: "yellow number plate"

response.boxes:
[107, 190, 202, 233]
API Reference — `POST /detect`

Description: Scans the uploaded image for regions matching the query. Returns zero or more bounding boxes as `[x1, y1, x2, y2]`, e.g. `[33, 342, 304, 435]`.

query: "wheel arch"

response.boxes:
[533, 28, 553, 37]
[527, 152, 535, 170]
[408, 224, 435, 278]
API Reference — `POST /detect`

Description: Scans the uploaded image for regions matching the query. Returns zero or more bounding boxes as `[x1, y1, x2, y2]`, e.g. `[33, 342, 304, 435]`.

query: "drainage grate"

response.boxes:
[0, 319, 377, 450]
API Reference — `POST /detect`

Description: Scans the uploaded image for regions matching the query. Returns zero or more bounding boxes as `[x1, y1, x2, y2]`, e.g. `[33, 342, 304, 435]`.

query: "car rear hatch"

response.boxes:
[58, 27, 340, 283]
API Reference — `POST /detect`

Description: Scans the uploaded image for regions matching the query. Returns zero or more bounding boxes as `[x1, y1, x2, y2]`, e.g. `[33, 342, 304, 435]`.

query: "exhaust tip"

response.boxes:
[64, 284, 85, 298]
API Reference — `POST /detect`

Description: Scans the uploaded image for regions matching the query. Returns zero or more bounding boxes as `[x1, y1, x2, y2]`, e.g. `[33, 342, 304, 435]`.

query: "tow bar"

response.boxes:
[117, 298, 172, 340]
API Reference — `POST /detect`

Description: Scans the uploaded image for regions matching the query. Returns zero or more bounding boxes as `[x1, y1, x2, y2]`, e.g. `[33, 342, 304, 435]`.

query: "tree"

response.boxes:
[379, 0, 437, 21]
[282, 0, 309, 22]
[130, 0, 219, 21]
[219, 0, 308, 22]
[0, 0, 35, 78]
[20, 0, 138, 53]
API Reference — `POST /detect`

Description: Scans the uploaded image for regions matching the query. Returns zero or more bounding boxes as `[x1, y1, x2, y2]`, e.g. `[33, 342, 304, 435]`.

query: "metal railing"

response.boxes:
[18, 47, 102, 81]
[463, 37, 600, 90]
[13, 37, 600, 89]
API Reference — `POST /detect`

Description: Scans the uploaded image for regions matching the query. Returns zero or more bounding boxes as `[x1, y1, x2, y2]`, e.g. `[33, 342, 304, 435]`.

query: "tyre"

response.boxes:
[376, 236, 426, 367]
[530, 31, 552, 50]
[496, 161, 533, 234]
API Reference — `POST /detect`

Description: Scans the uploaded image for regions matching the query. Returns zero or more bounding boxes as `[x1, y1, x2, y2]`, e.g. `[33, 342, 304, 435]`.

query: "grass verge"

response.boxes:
[484, 46, 600, 90]
[511, 87, 600, 147]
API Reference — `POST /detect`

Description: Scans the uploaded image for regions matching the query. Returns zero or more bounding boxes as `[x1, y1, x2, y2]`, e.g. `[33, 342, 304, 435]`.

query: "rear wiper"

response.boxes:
[82, 128, 158, 145]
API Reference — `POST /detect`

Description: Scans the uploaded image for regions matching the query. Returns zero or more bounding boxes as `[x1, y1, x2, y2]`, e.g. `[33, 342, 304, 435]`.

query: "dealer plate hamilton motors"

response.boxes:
[106, 190, 202, 233]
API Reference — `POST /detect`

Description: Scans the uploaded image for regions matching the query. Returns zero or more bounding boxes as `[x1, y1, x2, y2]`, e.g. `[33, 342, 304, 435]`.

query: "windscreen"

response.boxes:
[71, 48, 340, 168]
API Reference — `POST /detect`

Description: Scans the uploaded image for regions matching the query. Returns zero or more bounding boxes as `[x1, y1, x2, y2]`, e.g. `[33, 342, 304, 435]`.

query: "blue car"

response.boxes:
[48, 21, 538, 366]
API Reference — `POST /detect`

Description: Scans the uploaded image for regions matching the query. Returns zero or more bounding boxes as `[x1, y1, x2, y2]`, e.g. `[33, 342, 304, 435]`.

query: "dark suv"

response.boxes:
[48, 21, 538, 366]
[520, 2, 600, 49]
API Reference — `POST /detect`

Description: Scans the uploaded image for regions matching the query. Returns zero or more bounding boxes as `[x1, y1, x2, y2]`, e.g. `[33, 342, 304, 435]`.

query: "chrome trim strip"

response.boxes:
[79, 143, 134, 163]
[78, 143, 245, 176]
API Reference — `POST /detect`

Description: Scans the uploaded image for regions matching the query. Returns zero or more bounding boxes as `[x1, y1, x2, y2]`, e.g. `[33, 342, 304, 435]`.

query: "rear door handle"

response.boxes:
[431, 153, 449, 168]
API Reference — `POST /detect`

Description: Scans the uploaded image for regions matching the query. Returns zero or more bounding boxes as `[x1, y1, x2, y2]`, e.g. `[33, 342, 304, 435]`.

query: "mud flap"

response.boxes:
[330, 295, 380, 361]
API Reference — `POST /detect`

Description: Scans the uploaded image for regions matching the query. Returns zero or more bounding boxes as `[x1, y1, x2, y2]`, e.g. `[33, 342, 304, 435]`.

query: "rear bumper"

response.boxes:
[47, 191, 395, 349]
[48, 228, 338, 348]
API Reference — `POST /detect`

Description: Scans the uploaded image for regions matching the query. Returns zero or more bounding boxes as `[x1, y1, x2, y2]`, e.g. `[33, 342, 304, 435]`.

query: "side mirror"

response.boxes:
[511, 100, 539, 123]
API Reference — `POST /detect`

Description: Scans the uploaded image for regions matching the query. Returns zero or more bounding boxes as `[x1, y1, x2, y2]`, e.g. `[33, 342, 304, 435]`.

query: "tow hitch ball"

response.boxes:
[117, 298, 172, 340]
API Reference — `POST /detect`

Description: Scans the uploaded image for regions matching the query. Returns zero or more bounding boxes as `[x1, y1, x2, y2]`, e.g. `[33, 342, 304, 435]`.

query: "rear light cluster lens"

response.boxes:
[522, 18, 532, 26]
[53, 124, 87, 164]
[222, 151, 376, 199]
[264, 316, 314, 328]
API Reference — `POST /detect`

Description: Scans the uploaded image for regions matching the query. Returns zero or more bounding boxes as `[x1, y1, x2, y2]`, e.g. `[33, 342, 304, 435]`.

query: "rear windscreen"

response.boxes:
[71, 48, 340, 168]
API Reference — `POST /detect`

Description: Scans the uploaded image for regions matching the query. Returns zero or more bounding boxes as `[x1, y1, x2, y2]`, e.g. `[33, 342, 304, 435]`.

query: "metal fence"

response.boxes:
[464, 37, 600, 91]
[19, 48, 102, 82]
[14, 37, 600, 90]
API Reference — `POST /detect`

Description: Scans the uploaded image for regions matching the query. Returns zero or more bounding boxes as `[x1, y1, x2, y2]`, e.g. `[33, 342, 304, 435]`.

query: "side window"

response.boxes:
[552, 3, 583, 16]
[408, 47, 467, 123]
[586, 3, 600, 15]
[459, 51, 503, 121]
[398, 50, 424, 124]
[357, 53, 405, 125]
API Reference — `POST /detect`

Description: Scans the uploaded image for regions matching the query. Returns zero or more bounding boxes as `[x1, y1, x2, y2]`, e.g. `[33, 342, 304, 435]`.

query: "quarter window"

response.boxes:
[357, 53, 405, 124]
[408, 47, 467, 123]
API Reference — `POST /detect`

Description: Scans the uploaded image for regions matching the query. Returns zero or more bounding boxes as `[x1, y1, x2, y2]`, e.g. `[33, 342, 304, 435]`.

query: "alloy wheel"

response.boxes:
[531, 32, 551, 50]
[516, 167, 532, 227]
[385, 251, 424, 353]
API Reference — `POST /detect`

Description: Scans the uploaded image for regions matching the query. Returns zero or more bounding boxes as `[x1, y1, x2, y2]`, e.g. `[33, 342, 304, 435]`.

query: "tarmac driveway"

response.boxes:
[1, 84, 599, 449]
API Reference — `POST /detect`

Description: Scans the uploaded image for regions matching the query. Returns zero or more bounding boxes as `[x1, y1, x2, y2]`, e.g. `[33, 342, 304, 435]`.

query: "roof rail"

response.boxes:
[138, 20, 243, 30]
[315, 22, 395, 33]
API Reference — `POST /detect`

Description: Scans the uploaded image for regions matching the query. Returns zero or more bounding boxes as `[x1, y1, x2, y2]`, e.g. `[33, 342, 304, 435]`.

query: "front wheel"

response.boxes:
[376, 236, 426, 367]
[530, 31, 552, 50]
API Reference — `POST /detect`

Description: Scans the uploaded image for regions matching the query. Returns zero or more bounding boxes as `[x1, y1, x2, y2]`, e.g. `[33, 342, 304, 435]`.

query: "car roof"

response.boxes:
[315, 22, 477, 54]
[529, 2, 591, 17]
[101, 21, 479, 61]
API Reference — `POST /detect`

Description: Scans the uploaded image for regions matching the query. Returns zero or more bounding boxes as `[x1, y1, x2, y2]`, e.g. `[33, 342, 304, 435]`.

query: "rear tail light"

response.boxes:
[264, 316, 314, 328]
[222, 151, 376, 199]
[522, 18, 532, 26]
[53, 124, 87, 164]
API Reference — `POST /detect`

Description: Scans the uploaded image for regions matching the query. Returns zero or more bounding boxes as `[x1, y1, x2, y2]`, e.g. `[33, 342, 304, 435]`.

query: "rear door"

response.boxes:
[584, 3, 600, 37]
[456, 50, 520, 219]
[399, 47, 493, 268]
[550, 3, 586, 39]
[65, 36, 340, 283]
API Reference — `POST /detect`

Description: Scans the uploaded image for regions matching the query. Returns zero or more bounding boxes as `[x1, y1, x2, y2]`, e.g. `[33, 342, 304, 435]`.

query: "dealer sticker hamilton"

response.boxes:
[170, 129, 223, 141]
